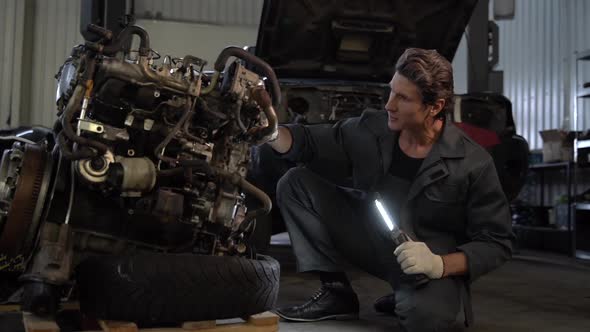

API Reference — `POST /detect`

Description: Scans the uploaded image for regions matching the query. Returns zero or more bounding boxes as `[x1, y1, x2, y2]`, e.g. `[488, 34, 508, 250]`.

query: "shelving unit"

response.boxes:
[572, 139, 590, 259]
[574, 49, 590, 139]
[517, 162, 574, 255]
[528, 162, 573, 214]
[575, 49, 590, 100]
[573, 49, 590, 260]
[576, 87, 590, 98]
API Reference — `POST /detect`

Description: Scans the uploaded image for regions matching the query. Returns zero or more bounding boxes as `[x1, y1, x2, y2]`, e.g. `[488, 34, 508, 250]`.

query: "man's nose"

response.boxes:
[385, 97, 396, 112]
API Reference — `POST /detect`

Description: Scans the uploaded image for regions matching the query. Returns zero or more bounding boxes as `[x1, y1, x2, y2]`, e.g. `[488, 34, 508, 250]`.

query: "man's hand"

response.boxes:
[247, 125, 279, 145]
[246, 86, 279, 145]
[394, 241, 444, 279]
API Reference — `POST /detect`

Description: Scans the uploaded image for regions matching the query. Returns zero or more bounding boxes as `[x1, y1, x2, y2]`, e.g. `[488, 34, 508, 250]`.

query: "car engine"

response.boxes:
[0, 24, 280, 316]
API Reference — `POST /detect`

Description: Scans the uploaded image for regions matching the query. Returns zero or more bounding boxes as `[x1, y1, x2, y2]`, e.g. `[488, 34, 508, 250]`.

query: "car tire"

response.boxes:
[76, 253, 280, 326]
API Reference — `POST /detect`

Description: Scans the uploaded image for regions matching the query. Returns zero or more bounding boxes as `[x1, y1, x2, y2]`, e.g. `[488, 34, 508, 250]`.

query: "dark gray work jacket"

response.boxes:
[281, 108, 514, 325]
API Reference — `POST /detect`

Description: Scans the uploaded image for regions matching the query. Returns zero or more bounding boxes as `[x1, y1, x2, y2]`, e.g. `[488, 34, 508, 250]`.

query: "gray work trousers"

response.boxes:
[276, 167, 463, 332]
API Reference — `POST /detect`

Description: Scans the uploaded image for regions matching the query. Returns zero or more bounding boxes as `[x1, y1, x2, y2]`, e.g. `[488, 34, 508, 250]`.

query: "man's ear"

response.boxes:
[429, 99, 446, 118]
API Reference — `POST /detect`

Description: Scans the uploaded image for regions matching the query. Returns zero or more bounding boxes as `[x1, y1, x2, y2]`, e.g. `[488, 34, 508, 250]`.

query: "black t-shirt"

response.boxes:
[389, 141, 425, 181]
[376, 141, 425, 230]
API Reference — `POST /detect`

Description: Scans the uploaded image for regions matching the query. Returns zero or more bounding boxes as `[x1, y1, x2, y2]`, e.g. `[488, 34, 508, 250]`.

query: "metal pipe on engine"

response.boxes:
[60, 85, 110, 158]
[200, 72, 220, 95]
[95, 57, 192, 96]
[107, 157, 157, 193]
[213, 46, 281, 108]
[154, 97, 195, 166]
[216, 170, 272, 222]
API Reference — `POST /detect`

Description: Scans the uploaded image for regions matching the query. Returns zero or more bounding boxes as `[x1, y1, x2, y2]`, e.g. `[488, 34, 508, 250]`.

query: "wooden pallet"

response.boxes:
[22, 311, 279, 332]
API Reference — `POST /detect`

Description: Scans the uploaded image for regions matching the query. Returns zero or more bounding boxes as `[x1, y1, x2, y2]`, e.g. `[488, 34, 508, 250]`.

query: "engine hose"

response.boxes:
[200, 71, 220, 95]
[55, 131, 71, 157]
[177, 158, 214, 176]
[182, 55, 206, 69]
[240, 177, 272, 221]
[86, 25, 150, 56]
[212, 46, 281, 108]
[60, 85, 109, 157]
[216, 170, 272, 222]
[154, 97, 195, 165]
[182, 113, 206, 143]
[157, 167, 184, 177]
[56, 132, 95, 160]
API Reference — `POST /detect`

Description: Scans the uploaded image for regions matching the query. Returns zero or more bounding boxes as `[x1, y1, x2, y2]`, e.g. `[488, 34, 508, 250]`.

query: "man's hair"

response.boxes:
[395, 48, 454, 120]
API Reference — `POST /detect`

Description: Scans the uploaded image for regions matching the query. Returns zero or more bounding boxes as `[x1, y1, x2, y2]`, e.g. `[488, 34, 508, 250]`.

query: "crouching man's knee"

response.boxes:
[394, 281, 461, 332]
[276, 167, 316, 207]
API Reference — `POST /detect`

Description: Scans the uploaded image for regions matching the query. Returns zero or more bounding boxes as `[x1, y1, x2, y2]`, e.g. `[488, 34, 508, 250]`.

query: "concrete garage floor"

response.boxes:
[1, 244, 589, 331]
[270, 239, 590, 332]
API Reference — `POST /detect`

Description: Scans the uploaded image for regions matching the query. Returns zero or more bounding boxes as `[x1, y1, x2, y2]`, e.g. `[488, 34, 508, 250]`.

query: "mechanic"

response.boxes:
[255, 48, 514, 331]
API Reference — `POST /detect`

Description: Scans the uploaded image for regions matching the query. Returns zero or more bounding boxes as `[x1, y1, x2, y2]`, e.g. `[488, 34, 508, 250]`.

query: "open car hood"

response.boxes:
[255, 0, 477, 83]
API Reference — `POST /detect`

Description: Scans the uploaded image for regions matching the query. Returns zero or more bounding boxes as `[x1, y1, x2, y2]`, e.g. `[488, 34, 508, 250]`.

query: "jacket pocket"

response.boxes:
[424, 183, 465, 203]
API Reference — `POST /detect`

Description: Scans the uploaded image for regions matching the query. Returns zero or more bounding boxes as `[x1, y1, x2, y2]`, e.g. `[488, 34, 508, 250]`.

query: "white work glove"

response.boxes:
[393, 241, 444, 279]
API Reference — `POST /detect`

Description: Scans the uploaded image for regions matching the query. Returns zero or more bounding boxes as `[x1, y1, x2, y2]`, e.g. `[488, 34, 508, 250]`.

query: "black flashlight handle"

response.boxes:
[391, 231, 430, 288]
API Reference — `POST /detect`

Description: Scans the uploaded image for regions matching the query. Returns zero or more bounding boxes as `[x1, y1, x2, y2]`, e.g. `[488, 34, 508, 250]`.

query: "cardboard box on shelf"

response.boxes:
[539, 130, 577, 162]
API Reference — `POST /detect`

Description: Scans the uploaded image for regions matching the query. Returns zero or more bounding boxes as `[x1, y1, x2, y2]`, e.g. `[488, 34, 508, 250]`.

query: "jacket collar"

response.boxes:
[363, 111, 466, 174]
[363, 111, 467, 203]
[406, 123, 465, 203]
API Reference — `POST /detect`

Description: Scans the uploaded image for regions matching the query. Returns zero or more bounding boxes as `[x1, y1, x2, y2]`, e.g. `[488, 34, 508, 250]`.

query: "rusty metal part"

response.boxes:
[76, 150, 115, 184]
[216, 170, 272, 223]
[60, 84, 110, 158]
[248, 104, 279, 144]
[153, 189, 184, 223]
[154, 97, 195, 166]
[213, 46, 281, 108]
[96, 57, 197, 96]
[85, 25, 150, 56]
[115, 157, 157, 193]
[0, 144, 52, 256]
[21, 222, 73, 285]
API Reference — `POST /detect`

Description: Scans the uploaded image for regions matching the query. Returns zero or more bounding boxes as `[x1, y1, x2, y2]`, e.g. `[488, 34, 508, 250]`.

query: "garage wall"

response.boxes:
[134, 0, 263, 26]
[133, 0, 263, 71]
[29, 0, 83, 128]
[452, 35, 469, 95]
[496, 0, 590, 150]
[135, 20, 258, 71]
[0, 0, 25, 128]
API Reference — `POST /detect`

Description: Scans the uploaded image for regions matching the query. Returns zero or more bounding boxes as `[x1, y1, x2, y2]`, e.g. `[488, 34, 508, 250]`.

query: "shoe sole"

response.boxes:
[274, 311, 359, 322]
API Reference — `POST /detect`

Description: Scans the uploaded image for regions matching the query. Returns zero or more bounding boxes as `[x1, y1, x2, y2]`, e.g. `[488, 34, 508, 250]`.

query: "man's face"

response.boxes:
[385, 72, 429, 131]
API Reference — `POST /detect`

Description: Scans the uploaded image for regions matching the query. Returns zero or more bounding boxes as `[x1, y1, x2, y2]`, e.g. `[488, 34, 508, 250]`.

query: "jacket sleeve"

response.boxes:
[457, 160, 515, 283]
[278, 117, 357, 173]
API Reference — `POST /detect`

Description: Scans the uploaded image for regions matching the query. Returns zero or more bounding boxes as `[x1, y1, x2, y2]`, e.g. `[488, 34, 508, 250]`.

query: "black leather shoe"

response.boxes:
[373, 293, 397, 316]
[275, 282, 359, 322]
